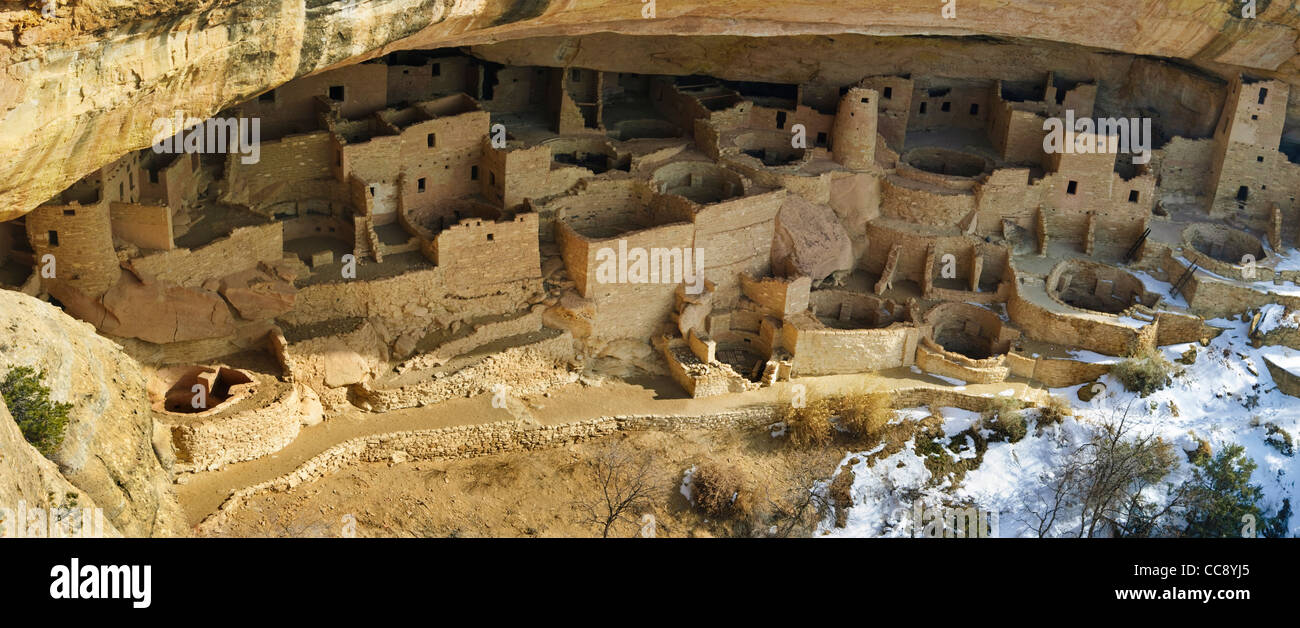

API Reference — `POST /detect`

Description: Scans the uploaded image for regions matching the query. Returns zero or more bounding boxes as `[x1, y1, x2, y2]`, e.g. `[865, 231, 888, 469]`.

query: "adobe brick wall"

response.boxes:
[831, 88, 878, 170]
[749, 103, 835, 148]
[1208, 77, 1291, 221]
[223, 131, 336, 210]
[857, 76, 913, 149]
[557, 218, 696, 341]
[907, 85, 991, 133]
[282, 265, 538, 338]
[692, 189, 785, 305]
[240, 63, 388, 139]
[783, 311, 920, 375]
[432, 212, 540, 295]
[1007, 273, 1154, 356]
[880, 175, 977, 227]
[26, 201, 121, 298]
[109, 202, 173, 251]
[130, 223, 282, 288]
[390, 107, 490, 216]
[386, 57, 471, 104]
[1005, 351, 1111, 388]
[915, 340, 1009, 384]
[988, 101, 1047, 165]
[1264, 357, 1300, 399]
[357, 331, 575, 412]
[1153, 136, 1214, 198]
[741, 274, 810, 318]
[481, 142, 553, 211]
[863, 221, 980, 285]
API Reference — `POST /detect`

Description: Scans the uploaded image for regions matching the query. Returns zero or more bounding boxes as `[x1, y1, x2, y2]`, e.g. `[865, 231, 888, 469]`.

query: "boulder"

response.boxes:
[219, 268, 296, 321]
[99, 272, 236, 344]
[323, 347, 370, 388]
[0, 291, 185, 536]
[771, 195, 855, 284]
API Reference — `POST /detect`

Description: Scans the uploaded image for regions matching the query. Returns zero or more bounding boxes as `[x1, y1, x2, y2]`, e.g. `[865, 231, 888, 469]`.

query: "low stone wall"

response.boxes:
[783, 311, 921, 375]
[357, 331, 576, 412]
[915, 340, 1009, 384]
[1265, 357, 1300, 398]
[1164, 252, 1300, 320]
[397, 309, 544, 370]
[1005, 351, 1111, 388]
[661, 339, 757, 398]
[197, 383, 1051, 535]
[130, 223, 282, 288]
[170, 384, 320, 471]
[197, 405, 778, 535]
[1008, 276, 1154, 357]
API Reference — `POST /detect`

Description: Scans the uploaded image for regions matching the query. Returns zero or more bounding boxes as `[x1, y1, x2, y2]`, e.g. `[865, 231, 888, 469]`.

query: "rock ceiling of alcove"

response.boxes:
[0, 0, 1297, 221]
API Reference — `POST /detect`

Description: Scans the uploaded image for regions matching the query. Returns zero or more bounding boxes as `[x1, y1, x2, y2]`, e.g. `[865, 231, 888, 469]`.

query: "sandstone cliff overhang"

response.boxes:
[2, 0, 1300, 222]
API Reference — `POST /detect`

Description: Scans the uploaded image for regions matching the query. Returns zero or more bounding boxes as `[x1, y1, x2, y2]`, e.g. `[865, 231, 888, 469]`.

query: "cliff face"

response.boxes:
[0, 0, 1298, 222]
[0, 290, 185, 536]
[0, 398, 123, 537]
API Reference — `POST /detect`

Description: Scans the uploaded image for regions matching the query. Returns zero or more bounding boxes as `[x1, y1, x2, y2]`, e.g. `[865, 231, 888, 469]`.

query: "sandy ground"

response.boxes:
[180, 368, 1045, 534]
[208, 428, 849, 538]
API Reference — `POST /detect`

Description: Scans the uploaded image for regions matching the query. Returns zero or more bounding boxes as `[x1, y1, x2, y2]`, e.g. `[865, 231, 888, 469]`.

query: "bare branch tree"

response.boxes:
[1022, 402, 1180, 538]
[765, 451, 834, 538]
[572, 440, 656, 538]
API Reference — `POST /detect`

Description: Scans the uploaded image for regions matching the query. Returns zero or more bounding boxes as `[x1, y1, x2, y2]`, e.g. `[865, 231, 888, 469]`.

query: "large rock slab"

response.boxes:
[219, 266, 297, 321]
[99, 273, 236, 344]
[771, 195, 855, 284]
[0, 290, 186, 536]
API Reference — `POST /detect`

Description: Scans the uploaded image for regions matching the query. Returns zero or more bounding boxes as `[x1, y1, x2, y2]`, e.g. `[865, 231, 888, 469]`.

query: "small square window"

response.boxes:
[328, 85, 345, 101]
[1128, 190, 1139, 203]
[48, 230, 59, 246]
[62, 209, 75, 216]
[883, 87, 892, 99]
[487, 233, 494, 241]
[1257, 156, 1265, 162]
[1252, 114, 1259, 121]
[860, 97, 870, 104]
[1067, 181, 1078, 195]
[969, 103, 980, 115]
[941, 101, 951, 112]
[427, 133, 436, 148]
[816, 132, 828, 147]
[417, 178, 426, 192]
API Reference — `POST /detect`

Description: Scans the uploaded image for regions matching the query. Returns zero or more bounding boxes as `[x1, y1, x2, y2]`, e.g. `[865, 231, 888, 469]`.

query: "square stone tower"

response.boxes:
[1207, 75, 1290, 221]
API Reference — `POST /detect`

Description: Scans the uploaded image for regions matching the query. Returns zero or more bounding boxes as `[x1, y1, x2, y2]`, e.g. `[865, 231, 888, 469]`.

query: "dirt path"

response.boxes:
[176, 369, 1043, 527]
